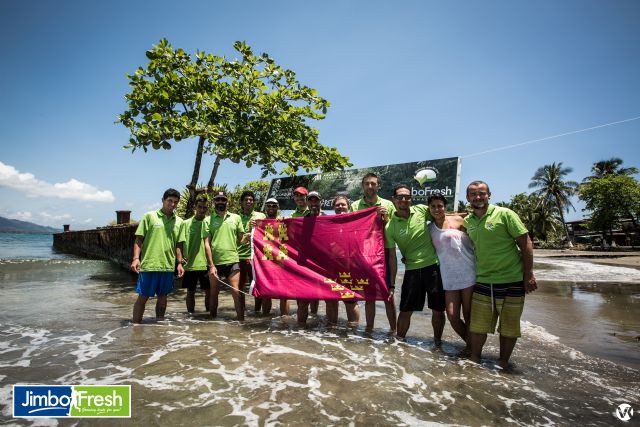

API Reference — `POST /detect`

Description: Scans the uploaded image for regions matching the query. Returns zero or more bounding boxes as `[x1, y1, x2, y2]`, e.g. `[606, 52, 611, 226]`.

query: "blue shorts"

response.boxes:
[136, 272, 175, 297]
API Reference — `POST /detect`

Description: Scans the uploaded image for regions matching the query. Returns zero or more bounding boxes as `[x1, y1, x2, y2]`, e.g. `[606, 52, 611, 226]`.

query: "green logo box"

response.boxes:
[69, 385, 131, 418]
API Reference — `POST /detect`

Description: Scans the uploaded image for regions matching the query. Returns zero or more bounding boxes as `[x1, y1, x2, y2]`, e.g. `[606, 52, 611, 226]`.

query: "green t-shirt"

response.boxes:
[290, 206, 308, 217]
[238, 210, 266, 260]
[463, 204, 528, 284]
[202, 211, 244, 265]
[178, 217, 208, 271]
[384, 204, 438, 270]
[350, 195, 395, 216]
[135, 210, 182, 272]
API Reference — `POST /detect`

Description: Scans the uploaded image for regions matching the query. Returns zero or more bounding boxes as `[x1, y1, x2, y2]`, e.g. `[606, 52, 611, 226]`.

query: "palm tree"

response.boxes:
[528, 162, 579, 247]
[585, 157, 638, 181]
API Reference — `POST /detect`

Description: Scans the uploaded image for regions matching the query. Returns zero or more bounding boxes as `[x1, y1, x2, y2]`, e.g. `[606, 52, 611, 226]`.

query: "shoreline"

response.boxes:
[535, 249, 640, 270]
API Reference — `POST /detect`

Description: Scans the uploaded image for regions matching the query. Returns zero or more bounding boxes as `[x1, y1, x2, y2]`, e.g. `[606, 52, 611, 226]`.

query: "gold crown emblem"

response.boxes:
[324, 278, 337, 284]
[339, 272, 351, 279]
[356, 278, 369, 285]
[331, 284, 345, 291]
[341, 291, 356, 299]
[351, 285, 364, 291]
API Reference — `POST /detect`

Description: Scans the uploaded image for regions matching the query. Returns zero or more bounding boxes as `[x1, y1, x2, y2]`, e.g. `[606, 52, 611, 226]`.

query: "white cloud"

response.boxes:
[7, 211, 33, 221]
[143, 202, 161, 211]
[0, 161, 115, 202]
[82, 218, 94, 223]
[38, 212, 72, 221]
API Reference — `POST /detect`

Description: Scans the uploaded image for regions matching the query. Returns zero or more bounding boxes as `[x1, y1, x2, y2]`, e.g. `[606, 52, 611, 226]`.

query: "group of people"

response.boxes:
[130, 174, 537, 368]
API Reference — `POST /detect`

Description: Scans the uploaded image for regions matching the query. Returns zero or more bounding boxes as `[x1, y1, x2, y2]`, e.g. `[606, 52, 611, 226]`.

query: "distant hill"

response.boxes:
[0, 216, 60, 234]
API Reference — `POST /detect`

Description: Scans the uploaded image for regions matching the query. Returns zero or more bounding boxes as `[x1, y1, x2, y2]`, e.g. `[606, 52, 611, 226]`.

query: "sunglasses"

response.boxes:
[394, 195, 411, 201]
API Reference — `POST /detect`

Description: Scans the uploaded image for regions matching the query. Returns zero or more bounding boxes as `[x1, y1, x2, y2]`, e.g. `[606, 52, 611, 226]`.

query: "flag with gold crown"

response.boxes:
[250, 207, 388, 300]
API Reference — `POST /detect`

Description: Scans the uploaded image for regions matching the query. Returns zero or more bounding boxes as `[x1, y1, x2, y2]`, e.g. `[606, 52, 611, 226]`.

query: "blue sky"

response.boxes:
[1, 0, 639, 229]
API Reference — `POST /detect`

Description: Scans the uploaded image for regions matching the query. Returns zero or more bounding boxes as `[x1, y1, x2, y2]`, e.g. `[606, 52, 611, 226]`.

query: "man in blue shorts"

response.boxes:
[131, 188, 183, 323]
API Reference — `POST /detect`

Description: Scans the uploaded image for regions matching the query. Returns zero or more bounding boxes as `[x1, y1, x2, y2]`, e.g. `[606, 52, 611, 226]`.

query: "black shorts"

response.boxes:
[399, 264, 445, 312]
[181, 270, 210, 292]
[216, 263, 240, 279]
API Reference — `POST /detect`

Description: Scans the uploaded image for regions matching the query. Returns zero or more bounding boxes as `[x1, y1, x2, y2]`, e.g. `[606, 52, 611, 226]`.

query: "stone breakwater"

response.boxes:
[53, 224, 136, 270]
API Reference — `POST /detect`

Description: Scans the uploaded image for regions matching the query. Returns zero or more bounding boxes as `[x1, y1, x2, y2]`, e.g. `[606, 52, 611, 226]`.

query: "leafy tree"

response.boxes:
[584, 157, 638, 181]
[118, 39, 351, 218]
[497, 193, 562, 242]
[579, 174, 640, 244]
[528, 162, 579, 246]
[227, 180, 270, 214]
[456, 200, 469, 214]
[175, 184, 228, 219]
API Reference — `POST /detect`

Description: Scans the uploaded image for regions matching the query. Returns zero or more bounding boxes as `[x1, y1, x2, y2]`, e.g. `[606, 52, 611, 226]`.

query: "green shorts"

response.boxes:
[468, 281, 525, 338]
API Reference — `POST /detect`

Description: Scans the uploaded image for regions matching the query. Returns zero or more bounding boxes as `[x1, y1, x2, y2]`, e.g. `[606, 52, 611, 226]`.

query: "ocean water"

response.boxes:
[0, 233, 639, 426]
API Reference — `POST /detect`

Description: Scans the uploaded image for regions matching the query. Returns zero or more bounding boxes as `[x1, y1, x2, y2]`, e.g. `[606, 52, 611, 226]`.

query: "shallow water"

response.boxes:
[0, 236, 639, 425]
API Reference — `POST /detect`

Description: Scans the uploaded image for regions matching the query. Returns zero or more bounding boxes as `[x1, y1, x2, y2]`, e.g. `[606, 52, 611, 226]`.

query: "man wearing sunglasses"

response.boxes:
[385, 185, 446, 343]
[203, 190, 247, 320]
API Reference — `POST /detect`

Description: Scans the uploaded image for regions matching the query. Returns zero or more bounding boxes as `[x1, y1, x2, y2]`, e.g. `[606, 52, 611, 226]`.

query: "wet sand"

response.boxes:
[536, 249, 640, 270]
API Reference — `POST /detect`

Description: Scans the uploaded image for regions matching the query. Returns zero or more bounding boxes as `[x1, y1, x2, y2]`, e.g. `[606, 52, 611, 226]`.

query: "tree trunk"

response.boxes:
[207, 155, 222, 196]
[557, 206, 573, 248]
[184, 136, 206, 219]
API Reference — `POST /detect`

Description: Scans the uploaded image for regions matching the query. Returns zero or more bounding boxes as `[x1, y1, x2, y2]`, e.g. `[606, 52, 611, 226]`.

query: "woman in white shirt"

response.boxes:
[427, 194, 475, 351]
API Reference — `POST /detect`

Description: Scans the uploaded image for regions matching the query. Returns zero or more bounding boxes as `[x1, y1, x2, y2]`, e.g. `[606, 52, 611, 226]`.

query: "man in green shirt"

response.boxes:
[262, 197, 290, 315]
[291, 186, 309, 217]
[464, 180, 537, 369]
[297, 191, 333, 325]
[238, 190, 268, 315]
[203, 190, 246, 320]
[385, 184, 445, 342]
[176, 197, 210, 313]
[351, 173, 396, 333]
[290, 186, 318, 316]
[131, 188, 183, 324]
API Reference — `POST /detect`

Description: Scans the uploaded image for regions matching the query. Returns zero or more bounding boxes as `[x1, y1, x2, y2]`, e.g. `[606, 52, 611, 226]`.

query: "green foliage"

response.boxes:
[578, 174, 640, 243]
[175, 184, 227, 218]
[456, 200, 470, 214]
[227, 180, 270, 214]
[117, 38, 352, 178]
[528, 162, 578, 245]
[106, 219, 139, 226]
[584, 157, 639, 181]
[174, 181, 269, 217]
[497, 193, 563, 242]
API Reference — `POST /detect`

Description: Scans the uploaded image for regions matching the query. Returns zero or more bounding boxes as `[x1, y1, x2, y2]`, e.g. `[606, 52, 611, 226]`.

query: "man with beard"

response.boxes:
[251, 197, 288, 315]
[464, 180, 537, 369]
[297, 191, 327, 324]
[203, 190, 246, 320]
[385, 184, 446, 343]
[290, 186, 318, 316]
[238, 190, 267, 315]
[350, 173, 396, 333]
